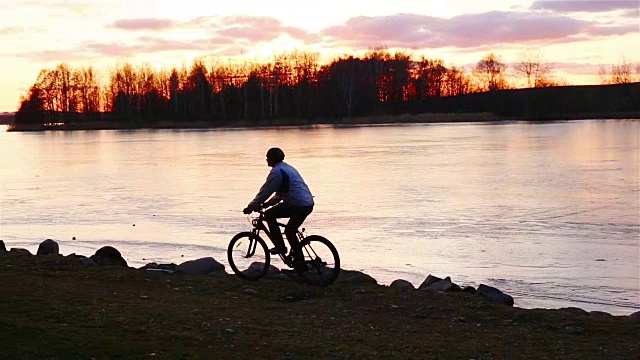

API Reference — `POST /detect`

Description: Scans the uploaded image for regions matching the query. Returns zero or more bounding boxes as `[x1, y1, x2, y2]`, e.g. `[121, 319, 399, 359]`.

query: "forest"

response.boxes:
[13, 49, 640, 129]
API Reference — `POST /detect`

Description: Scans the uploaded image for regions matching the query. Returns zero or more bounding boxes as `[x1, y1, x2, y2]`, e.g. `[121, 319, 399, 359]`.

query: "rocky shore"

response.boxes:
[1, 238, 639, 359]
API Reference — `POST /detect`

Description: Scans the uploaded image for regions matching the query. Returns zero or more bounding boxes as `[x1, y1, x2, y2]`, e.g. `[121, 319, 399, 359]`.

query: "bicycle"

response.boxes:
[227, 208, 340, 286]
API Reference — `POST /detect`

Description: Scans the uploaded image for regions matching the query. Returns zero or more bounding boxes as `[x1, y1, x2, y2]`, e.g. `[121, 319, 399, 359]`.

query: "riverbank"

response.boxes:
[1, 250, 638, 359]
[6, 111, 640, 132]
[6, 112, 497, 132]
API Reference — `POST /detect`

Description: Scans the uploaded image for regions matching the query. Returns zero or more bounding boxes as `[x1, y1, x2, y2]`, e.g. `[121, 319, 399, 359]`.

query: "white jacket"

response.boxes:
[249, 162, 314, 208]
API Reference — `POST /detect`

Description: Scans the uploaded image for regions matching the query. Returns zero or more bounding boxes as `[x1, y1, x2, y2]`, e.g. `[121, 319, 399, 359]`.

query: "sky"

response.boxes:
[0, 0, 639, 112]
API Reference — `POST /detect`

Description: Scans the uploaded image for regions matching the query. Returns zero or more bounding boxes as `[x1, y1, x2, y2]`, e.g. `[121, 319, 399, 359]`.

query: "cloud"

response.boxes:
[322, 11, 638, 50]
[98, 15, 319, 56]
[218, 16, 318, 43]
[112, 18, 176, 31]
[530, 0, 640, 13]
[82, 37, 207, 57]
[110, 15, 318, 43]
[15, 11, 639, 64]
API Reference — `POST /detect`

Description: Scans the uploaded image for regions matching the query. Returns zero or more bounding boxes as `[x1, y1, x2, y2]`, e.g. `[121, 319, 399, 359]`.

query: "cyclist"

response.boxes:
[243, 147, 314, 257]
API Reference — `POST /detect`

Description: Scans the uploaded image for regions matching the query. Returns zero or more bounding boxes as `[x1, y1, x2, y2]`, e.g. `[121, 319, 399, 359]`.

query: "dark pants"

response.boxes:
[264, 203, 313, 251]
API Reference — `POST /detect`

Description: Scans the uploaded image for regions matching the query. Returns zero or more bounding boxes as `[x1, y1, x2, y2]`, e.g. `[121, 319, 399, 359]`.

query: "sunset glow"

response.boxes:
[1, 0, 639, 112]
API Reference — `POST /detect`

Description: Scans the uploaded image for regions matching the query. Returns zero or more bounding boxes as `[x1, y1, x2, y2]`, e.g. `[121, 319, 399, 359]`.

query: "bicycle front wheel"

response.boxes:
[299, 235, 340, 286]
[227, 232, 270, 281]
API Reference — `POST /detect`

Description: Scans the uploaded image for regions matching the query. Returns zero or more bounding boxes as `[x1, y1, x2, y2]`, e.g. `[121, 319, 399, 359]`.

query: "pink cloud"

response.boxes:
[82, 37, 204, 57]
[110, 15, 318, 43]
[112, 18, 176, 31]
[322, 11, 637, 50]
[530, 1, 639, 13]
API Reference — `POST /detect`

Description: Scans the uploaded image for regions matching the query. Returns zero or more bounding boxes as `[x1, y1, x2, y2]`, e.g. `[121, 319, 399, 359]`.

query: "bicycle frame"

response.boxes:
[230, 209, 340, 285]
[246, 210, 306, 268]
[250, 210, 305, 244]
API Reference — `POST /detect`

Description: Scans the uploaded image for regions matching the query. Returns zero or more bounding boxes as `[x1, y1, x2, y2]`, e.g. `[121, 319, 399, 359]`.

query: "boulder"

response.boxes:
[67, 253, 98, 266]
[418, 274, 442, 290]
[140, 262, 178, 272]
[335, 269, 378, 286]
[558, 307, 589, 316]
[176, 257, 224, 275]
[461, 286, 477, 294]
[424, 276, 460, 292]
[0, 240, 6, 253]
[589, 311, 612, 317]
[476, 284, 514, 306]
[241, 262, 280, 279]
[145, 268, 174, 274]
[389, 279, 415, 290]
[10, 248, 32, 256]
[90, 246, 128, 267]
[37, 239, 59, 255]
[80, 258, 98, 266]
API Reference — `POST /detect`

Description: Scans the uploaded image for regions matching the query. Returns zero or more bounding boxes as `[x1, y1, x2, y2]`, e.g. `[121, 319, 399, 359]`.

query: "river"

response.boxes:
[0, 120, 638, 314]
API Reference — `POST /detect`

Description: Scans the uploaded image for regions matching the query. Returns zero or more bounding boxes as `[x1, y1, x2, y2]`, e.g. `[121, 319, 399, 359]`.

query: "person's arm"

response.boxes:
[263, 193, 283, 207]
[247, 169, 283, 209]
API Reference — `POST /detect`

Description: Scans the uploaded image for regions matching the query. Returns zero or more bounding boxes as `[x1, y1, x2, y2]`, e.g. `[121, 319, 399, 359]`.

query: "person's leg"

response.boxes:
[264, 204, 294, 254]
[284, 205, 313, 265]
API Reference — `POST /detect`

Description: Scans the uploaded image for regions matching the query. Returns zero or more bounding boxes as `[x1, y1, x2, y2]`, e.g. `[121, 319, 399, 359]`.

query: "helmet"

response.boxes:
[266, 147, 285, 163]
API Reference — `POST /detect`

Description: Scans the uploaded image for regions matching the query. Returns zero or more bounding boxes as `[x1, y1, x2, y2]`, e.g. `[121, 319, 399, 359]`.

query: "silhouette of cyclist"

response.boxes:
[243, 147, 314, 256]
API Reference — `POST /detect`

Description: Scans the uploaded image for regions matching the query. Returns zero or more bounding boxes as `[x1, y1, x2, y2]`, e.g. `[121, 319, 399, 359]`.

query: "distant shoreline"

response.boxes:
[6, 111, 640, 132]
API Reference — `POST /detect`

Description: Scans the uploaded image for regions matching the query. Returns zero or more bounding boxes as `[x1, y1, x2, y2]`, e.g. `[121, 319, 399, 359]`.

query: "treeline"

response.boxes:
[15, 49, 640, 126]
[0, 113, 14, 125]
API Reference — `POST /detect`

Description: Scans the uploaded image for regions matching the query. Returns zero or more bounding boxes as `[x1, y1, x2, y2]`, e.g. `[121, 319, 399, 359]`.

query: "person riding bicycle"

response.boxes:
[243, 147, 314, 257]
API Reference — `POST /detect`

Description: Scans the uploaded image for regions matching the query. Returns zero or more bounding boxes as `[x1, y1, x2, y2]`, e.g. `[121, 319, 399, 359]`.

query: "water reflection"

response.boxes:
[0, 120, 638, 314]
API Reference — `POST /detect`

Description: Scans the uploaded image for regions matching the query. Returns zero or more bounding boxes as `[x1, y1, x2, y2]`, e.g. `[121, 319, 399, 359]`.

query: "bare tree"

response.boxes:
[474, 53, 508, 91]
[513, 49, 552, 88]
[611, 58, 634, 84]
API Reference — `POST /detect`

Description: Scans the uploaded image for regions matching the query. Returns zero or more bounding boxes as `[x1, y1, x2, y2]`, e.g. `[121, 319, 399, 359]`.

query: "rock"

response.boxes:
[140, 262, 178, 272]
[176, 257, 224, 275]
[241, 262, 280, 278]
[244, 288, 259, 296]
[145, 268, 174, 274]
[418, 274, 442, 290]
[589, 311, 612, 317]
[10, 248, 32, 256]
[80, 258, 98, 266]
[0, 240, 6, 253]
[424, 276, 461, 292]
[66, 253, 90, 265]
[90, 246, 128, 267]
[389, 279, 415, 290]
[461, 286, 477, 294]
[37, 239, 59, 255]
[335, 269, 378, 286]
[476, 284, 514, 306]
[558, 307, 589, 316]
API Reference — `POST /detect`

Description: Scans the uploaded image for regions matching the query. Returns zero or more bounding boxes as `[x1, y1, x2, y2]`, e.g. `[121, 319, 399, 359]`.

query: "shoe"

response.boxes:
[269, 246, 287, 255]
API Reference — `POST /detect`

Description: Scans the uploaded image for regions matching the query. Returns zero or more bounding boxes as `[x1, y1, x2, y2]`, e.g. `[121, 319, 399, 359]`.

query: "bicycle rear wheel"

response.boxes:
[227, 232, 270, 281]
[298, 235, 340, 286]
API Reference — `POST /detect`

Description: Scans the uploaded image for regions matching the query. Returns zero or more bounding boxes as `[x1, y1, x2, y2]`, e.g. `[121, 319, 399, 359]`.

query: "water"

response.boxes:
[1, 120, 638, 314]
